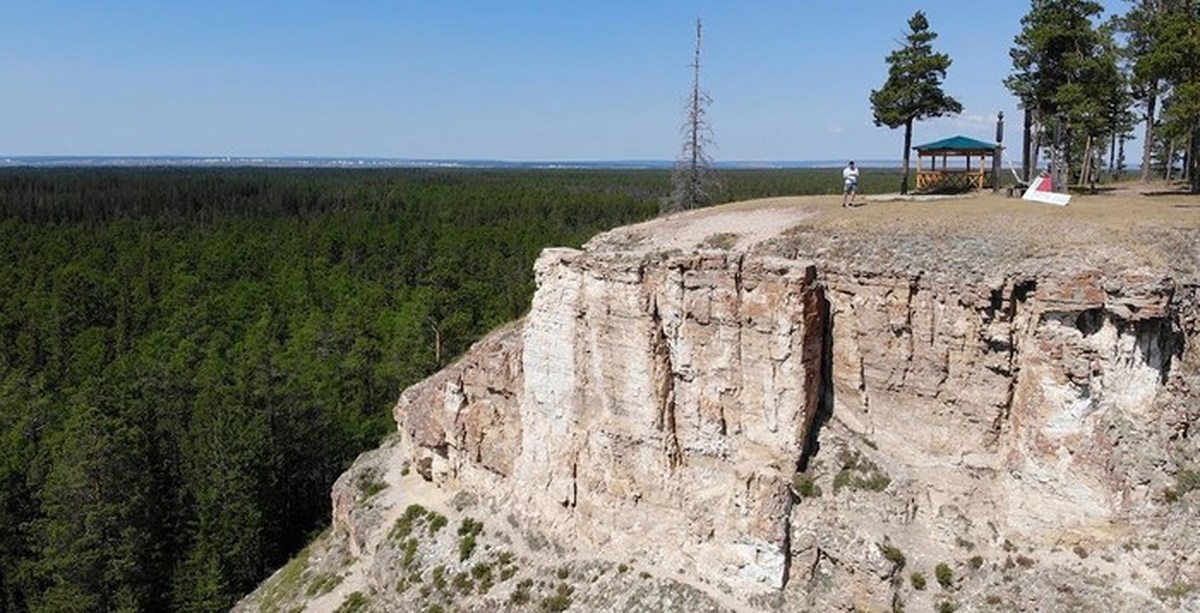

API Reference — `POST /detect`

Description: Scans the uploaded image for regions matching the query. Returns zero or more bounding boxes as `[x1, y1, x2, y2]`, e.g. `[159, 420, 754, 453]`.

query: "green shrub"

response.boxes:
[401, 538, 420, 569]
[910, 572, 927, 590]
[877, 543, 906, 572]
[540, 583, 575, 612]
[452, 571, 474, 595]
[306, 572, 344, 597]
[509, 578, 535, 605]
[936, 601, 957, 613]
[458, 517, 484, 561]
[472, 562, 495, 593]
[935, 563, 954, 589]
[459, 534, 478, 561]
[390, 504, 429, 540]
[968, 555, 984, 570]
[333, 592, 369, 613]
[792, 473, 822, 498]
[427, 512, 448, 534]
[831, 449, 890, 492]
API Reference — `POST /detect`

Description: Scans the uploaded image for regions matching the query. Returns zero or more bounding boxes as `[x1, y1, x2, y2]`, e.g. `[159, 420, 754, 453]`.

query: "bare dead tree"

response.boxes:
[663, 18, 720, 215]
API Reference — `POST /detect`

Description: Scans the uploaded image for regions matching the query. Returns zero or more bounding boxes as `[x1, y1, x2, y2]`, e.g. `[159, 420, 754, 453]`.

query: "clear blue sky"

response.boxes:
[1, 0, 1129, 161]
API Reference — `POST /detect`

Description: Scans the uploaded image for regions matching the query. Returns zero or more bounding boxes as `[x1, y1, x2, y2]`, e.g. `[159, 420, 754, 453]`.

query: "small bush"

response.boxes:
[458, 517, 484, 561]
[333, 592, 369, 613]
[936, 601, 958, 613]
[968, 555, 984, 570]
[1072, 545, 1089, 559]
[985, 595, 1003, 605]
[793, 473, 822, 498]
[935, 563, 954, 589]
[954, 537, 975, 550]
[306, 572, 344, 596]
[1152, 582, 1196, 603]
[452, 571, 474, 595]
[401, 538, 420, 569]
[509, 580, 533, 605]
[556, 567, 570, 580]
[910, 572, 927, 590]
[357, 469, 387, 499]
[472, 562, 495, 593]
[431, 565, 447, 592]
[1015, 555, 1035, 568]
[832, 449, 890, 492]
[459, 534, 478, 561]
[540, 583, 575, 612]
[617, 563, 629, 573]
[877, 543, 906, 572]
[390, 504, 429, 540]
[427, 512, 448, 534]
[697, 232, 739, 250]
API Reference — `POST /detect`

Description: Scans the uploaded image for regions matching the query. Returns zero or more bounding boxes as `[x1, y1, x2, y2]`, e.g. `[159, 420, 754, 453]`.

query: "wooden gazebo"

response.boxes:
[914, 135, 1000, 192]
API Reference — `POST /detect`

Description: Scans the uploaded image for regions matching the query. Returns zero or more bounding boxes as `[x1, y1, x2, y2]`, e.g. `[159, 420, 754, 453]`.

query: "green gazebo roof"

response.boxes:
[913, 135, 998, 152]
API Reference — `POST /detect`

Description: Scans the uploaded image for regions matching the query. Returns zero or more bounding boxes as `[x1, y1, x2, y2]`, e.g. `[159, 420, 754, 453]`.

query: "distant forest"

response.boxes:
[0, 167, 895, 612]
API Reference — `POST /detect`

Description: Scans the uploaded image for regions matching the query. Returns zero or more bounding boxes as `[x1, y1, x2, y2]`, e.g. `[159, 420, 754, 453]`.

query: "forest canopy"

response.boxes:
[0, 167, 880, 611]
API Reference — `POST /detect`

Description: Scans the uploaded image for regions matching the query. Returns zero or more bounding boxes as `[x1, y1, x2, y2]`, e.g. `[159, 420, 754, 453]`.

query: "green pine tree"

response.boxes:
[870, 11, 963, 195]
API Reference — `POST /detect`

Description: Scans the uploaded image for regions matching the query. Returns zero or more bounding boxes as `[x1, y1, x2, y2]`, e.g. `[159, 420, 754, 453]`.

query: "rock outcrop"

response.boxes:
[242, 193, 1200, 612]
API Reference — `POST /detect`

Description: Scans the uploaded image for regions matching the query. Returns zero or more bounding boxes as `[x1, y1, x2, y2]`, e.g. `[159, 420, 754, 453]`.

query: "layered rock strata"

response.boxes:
[285, 194, 1200, 611]
[372, 240, 1198, 608]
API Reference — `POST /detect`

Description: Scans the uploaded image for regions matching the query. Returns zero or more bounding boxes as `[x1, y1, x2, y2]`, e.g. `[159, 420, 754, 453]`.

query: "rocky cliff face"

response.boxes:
[242, 193, 1200, 612]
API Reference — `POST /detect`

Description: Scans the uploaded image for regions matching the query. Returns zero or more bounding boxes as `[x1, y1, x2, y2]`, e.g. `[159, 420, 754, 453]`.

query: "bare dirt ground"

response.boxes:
[586, 183, 1200, 278]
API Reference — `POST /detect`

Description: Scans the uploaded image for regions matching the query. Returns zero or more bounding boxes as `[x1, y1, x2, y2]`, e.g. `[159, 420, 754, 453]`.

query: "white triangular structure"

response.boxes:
[1022, 173, 1070, 206]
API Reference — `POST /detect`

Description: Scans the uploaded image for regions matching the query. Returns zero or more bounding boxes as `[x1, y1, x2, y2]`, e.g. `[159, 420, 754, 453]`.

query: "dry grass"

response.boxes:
[584, 183, 1200, 279]
[756, 187, 1200, 278]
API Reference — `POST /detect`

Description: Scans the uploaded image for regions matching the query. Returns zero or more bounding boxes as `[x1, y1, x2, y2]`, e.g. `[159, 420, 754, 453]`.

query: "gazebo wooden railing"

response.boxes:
[913, 135, 1000, 192]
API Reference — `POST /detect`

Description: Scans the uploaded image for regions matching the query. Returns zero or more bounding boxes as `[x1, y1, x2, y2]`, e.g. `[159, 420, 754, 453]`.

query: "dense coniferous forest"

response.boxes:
[0, 167, 896, 611]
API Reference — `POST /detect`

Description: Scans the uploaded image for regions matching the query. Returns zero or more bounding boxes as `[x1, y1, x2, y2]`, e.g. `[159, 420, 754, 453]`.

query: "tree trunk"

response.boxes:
[1165, 139, 1175, 182]
[1022, 107, 1033, 183]
[1141, 88, 1158, 183]
[901, 118, 913, 195]
[1080, 135, 1094, 190]
[1114, 136, 1125, 182]
[1185, 124, 1195, 191]
[1108, 132, 1117, 182]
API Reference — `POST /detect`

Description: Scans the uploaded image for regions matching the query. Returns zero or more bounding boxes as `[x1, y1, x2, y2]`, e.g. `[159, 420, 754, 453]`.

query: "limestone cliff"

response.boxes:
[240, 192, 1200, 612]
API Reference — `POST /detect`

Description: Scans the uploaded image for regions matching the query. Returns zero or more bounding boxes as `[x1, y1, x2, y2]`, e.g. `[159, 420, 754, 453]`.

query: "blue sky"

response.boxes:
[1, 0, 1130, 161]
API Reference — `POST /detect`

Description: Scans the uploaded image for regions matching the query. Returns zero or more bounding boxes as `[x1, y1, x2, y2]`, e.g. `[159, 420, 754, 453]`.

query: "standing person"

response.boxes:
[842, 161, 859, 207]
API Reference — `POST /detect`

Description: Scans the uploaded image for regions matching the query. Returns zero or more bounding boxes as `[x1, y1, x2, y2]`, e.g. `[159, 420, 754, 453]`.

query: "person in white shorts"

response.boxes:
[842, 161, 859, 207]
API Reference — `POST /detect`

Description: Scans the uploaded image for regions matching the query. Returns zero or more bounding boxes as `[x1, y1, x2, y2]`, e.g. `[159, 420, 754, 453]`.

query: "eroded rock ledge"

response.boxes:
[365, 242, 1199, 610]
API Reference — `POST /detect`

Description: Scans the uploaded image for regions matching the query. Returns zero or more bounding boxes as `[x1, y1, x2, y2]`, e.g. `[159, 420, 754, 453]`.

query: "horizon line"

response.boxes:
[1, 155, 902, 170]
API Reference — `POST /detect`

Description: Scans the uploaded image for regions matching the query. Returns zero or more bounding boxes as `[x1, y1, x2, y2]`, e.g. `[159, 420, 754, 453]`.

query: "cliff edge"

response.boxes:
[239, 189, 1200, 612]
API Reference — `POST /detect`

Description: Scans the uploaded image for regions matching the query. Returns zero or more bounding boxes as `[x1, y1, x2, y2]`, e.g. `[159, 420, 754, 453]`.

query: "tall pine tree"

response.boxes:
[870, 11, 963, 195]
[1006, 0, 1115, 184]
